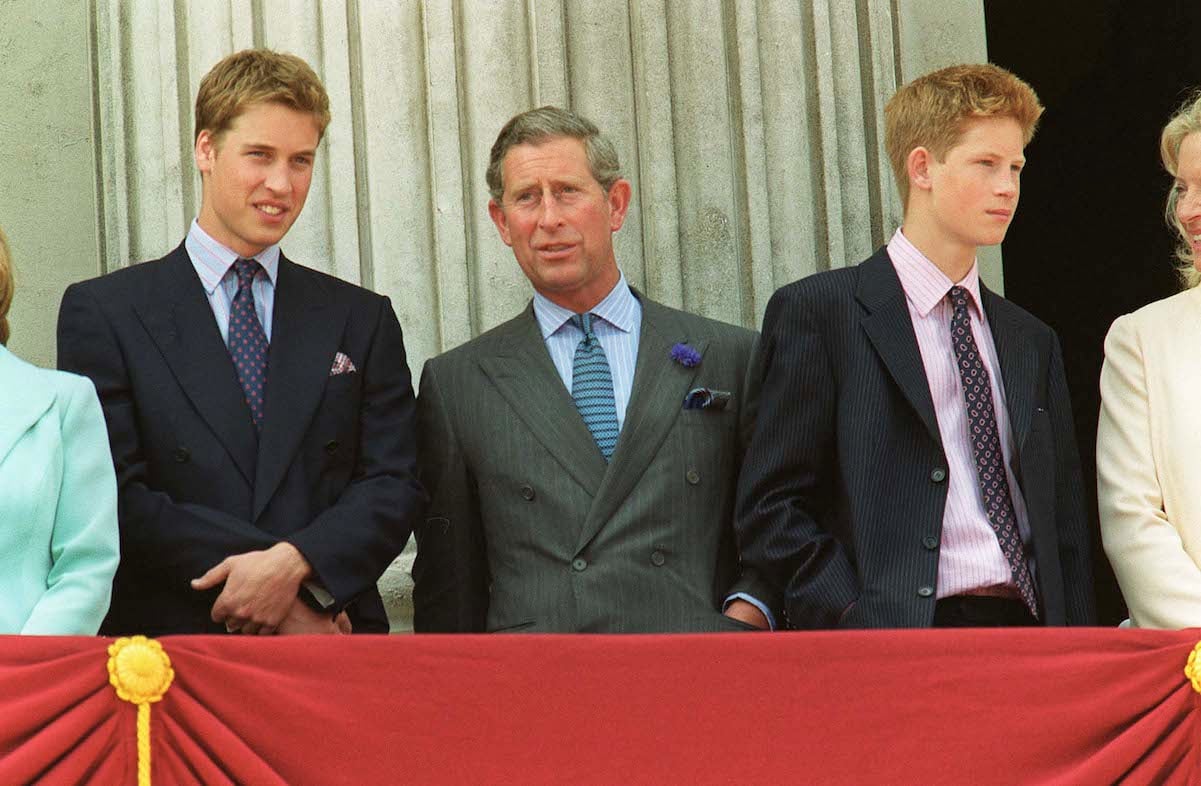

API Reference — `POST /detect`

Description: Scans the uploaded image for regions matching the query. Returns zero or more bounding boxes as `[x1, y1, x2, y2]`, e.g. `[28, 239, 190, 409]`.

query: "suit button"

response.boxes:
[917, 586, 934, 598]
[685, 469, 700, 485]
[520, 485, 535, 501]
[922, 536, 938, 550]
[173, 447, 190, 463]
[651, 550, 666, 567]
[930, 468, 947, 483]
[572, 558, 588, 572]
[324, 440, 340, 455]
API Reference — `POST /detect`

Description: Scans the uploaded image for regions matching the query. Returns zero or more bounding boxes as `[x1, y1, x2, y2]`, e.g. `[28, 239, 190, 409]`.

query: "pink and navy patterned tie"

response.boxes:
[948, 285, 1038, 618]
[229, 258, 269, 431]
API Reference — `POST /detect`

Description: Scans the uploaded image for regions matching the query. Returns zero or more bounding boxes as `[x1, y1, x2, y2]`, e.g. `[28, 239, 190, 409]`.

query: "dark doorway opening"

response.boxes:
[985, 1, 1201, 625]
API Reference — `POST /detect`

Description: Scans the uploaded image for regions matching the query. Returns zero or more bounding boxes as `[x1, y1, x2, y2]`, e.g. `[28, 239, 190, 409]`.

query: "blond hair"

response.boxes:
[885, 63, 1043, 209]
[195, 49, 330, 145]
[1160, 90, 1201, 289]
[0, 228, 13, 345]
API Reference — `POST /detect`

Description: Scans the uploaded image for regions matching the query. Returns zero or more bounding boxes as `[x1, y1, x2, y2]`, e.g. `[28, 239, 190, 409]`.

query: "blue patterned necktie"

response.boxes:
[948, 286, 1038, 618]
[570, 313, 619, 461]
[229, 258, 269, 431]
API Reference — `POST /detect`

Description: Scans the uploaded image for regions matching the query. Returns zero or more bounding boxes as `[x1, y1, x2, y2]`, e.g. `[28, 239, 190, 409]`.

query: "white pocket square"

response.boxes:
[330, 351, 357, 376]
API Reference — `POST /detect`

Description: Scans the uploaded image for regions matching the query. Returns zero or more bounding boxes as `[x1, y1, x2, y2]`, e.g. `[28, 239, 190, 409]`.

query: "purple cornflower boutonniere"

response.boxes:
[670, 342, 701, 368]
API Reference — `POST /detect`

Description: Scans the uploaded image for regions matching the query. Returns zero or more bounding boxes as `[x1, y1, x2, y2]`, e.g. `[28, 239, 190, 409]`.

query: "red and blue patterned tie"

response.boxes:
[949, 285, 1038, 618]
[229, 258, 269, 431]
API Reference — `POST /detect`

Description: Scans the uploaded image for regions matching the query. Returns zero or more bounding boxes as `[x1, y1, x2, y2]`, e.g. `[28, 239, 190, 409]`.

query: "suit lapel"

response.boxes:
[856, 249, 941, 443]
[479, 307, 608, 498]
[253, 256, 347, 519]
[132, 247, 258, 484]
[982, 287, 1035, 451]
[0, 348, 53, 465]
[576, 297, 704, 552]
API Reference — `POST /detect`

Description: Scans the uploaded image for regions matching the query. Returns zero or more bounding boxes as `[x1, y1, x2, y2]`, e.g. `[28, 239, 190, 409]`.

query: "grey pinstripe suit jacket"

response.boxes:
[412, 294, 770, 632]
[735, 248, 1096, 629]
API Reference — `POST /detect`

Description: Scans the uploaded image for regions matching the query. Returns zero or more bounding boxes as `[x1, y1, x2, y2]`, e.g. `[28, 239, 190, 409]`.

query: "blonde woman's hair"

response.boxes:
[0, 227, 13, 345]
[884, 63, 1043, 210]
[1160, 90, 1201, 289]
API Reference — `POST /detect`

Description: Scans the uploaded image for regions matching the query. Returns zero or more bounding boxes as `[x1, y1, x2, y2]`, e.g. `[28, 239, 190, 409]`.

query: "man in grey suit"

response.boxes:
[413, 106, 772, 633]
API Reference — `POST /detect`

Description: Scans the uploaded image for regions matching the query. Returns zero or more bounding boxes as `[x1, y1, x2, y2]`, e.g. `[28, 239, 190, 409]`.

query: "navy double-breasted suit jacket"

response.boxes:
[58, 245, 424, 634]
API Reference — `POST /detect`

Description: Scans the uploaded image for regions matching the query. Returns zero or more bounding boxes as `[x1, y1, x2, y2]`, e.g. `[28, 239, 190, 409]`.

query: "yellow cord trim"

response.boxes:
[108, 636, 174, 786]
[1185, 640, 1201, 694]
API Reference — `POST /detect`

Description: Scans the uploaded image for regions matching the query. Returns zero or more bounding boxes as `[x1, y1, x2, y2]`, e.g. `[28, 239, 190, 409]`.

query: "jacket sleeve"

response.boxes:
[1047, 332, 1096, 625]
[411, 358, 489, 632]
[734, 285, 858, 628]
[280, 294, 426, 607]
[21, 375, 120, 635]
[1097, 313, 1201, 628]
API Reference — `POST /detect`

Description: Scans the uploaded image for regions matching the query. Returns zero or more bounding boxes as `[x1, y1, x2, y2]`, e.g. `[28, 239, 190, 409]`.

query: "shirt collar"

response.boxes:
[532, 273, 637, 339]
[886, 228, 983, 319]
[185, 219, 281, 295]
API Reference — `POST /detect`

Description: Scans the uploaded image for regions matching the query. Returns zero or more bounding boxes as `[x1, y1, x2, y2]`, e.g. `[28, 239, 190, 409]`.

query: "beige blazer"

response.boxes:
[1099, 285, 1201, 628]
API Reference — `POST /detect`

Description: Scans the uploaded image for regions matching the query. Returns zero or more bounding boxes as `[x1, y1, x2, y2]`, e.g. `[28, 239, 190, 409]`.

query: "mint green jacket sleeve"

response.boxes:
[0, 347, 119, 635]
[20, 374, 120, 634]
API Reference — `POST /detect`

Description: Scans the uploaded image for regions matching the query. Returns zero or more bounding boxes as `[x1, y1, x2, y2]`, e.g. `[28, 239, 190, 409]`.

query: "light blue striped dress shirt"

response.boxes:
[184, 219, 279, 344]
[532, 274, 642, 429]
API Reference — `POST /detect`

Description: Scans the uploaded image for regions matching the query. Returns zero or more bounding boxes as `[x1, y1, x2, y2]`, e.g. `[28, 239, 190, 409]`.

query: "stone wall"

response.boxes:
[0, 0, 991, 631]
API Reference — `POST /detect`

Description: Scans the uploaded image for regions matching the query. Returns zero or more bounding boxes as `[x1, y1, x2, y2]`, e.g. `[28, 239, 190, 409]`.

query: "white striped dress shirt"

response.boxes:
[184, 219, 280, 344]
[887, 229, 1034, 600]
[532, 274, 642, 430]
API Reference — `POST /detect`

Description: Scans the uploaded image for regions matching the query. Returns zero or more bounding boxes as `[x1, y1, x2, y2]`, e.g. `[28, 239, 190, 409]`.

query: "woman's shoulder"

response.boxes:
[1121, 287, 1201, 327]
[0, 348, 95, 404]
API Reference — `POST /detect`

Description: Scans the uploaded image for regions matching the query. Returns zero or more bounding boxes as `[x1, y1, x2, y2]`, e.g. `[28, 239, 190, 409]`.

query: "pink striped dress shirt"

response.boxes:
[887, 229, 1034, 600]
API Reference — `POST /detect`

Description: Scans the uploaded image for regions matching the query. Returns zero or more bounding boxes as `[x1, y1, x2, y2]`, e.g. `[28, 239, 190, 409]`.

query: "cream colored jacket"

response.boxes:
[1099, 285, 1201, 628]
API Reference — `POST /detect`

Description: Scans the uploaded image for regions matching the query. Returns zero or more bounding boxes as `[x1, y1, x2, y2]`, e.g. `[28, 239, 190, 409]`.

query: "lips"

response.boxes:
[534, 242, 577, 259]
[255, 203, 287, 219]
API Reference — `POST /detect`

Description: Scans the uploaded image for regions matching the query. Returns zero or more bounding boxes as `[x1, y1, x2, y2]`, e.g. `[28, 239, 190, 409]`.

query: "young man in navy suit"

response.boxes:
[735, 64, 1095, 629]
[58, 50, 423, 635]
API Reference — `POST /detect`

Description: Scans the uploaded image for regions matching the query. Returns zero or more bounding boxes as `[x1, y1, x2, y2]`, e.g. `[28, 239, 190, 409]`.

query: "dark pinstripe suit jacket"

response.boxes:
[412, 294, 770, 632]
[735, 248, 1095, 629]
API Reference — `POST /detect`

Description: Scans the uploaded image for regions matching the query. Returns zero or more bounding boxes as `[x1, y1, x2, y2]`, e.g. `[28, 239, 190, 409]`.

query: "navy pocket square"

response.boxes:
[683, 387, 732, 410]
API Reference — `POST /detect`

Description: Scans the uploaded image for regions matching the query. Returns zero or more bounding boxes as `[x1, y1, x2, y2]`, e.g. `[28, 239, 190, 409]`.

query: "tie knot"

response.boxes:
[948, 285, 970, 314]
[234, 258, 261, 289]
[571, 312, 597, 341]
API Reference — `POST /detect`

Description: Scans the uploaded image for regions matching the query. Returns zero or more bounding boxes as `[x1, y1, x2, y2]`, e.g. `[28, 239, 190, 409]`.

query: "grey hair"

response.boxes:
[486, 106, 622, 202]
[1161, 90, 1201, 289]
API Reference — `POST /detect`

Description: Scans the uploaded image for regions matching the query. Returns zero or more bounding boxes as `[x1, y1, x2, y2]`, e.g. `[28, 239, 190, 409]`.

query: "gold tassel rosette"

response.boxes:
[1185, 640, 1201, 694]
[107, 636, 175, 786]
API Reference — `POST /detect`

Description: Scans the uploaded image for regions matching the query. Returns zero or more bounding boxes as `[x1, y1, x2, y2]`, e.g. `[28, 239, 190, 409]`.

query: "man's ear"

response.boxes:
[488, 199, 513, 247]
[606, 178, 632, 232]
[907, 146, 935, 193]
[195, 129, 217, 176]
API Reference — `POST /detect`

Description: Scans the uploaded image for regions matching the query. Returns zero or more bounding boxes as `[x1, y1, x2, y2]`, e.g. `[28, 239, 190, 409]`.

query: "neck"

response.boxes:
[899, 221, 975, 284]
[542, 269, 621, 314]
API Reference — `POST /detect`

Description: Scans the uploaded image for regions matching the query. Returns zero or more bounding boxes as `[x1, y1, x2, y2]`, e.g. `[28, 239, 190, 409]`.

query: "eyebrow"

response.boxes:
[239, 141, 317, 157]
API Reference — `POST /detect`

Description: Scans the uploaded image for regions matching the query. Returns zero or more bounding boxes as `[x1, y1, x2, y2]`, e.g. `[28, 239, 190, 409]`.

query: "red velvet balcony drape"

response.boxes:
[1, 629, 1198, 785]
